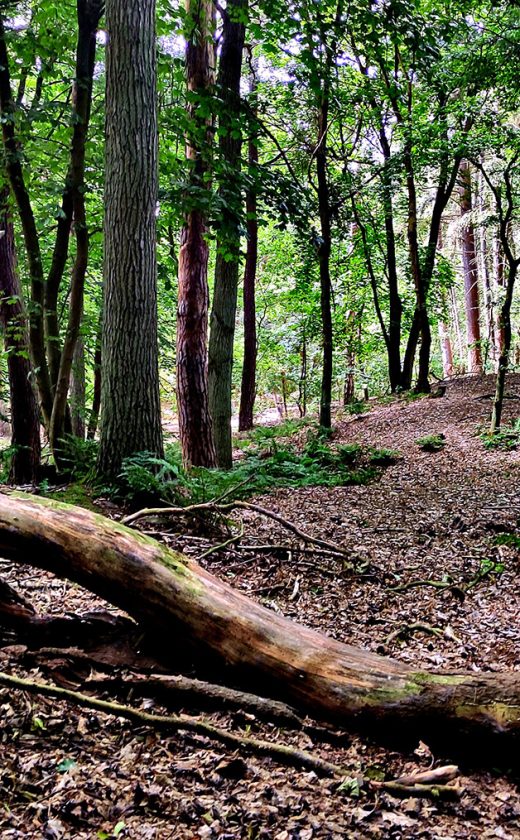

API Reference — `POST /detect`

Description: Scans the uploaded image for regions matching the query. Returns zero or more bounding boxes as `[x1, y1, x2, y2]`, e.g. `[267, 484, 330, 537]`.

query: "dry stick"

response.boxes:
[0, 670, 461, 798]
[196, 523, 244, 561]
[387, 579, 455, 594]
[0, 669, 344, 777]
[386, 622, 446, 646]
[122, 500, 350, 559]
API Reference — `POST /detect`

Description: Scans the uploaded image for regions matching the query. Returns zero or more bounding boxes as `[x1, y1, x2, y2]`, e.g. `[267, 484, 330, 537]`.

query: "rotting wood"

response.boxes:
[0, 492, 520, 760]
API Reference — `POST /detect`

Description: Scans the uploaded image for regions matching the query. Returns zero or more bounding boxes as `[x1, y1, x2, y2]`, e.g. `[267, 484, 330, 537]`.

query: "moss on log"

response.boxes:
[0, 491, 518, 759]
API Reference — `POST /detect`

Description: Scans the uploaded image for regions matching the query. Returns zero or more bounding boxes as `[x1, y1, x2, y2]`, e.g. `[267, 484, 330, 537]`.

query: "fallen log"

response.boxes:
[0, 491, 519, 759]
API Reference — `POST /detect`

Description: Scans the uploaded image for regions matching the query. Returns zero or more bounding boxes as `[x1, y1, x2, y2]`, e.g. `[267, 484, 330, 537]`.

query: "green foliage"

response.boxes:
[481, 420, 520, 451]
[346, 400, 369, 416]
[415, 433, 446, 452]
[55, 435, 99, 479]
[106, 429, 386, 508]
[368, 448, 401, 466]
[493, 533, 520, 550]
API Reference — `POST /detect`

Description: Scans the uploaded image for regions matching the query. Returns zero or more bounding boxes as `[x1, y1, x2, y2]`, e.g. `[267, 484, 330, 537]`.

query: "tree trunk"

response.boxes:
[438, 320, 454, 378]
[378, 127, 402, 392]
[44, 0, 102, 398]
[493, 228, 506, 362]
[70, 333, 86, 439]
[0, 200, 41, 483]
[176, 0, 217, 468]
[48, 0, 101, 457]
[98, 0, 164, 477]
[238, 71, 258, 434]
[86, 332, 101, 440]
[477, 168, 495, 365]
[208, 0, 247, 468]
[1, 492, 520, 759]
[0, 15, 53, 427]
[316, 89, 333, 429]
[491, 267, 516, 432]
[459, 161, 483, 373]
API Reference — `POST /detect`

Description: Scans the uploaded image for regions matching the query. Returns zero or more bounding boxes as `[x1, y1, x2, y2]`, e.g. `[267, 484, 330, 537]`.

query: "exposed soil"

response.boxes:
[1, 374, 520, 839]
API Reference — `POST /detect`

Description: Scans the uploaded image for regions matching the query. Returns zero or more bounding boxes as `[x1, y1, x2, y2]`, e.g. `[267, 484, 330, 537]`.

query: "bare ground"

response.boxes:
[1, 374, 520, 839]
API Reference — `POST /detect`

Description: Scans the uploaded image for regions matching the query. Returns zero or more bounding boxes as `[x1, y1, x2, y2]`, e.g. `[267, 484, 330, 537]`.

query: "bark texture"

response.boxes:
[0, 492, 519, 758]
[0, 202, 41, 483]
[459, 160, 483, 373]
[0, 15, 53, 426]
[316, 78, 333, 428]
[98, 0, 163, 477]
[48, 0, 102, 455]
[177, 0, 217, 467]
[238, 67, 258, 432]
[208, 0, 247, 467]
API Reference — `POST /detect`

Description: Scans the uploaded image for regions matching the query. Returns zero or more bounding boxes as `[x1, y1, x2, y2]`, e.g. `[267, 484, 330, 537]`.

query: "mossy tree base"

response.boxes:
[0, 492, 519, 759]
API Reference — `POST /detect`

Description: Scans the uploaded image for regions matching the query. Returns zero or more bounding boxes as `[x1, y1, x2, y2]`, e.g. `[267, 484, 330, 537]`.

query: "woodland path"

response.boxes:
[0, 374, 520, 839]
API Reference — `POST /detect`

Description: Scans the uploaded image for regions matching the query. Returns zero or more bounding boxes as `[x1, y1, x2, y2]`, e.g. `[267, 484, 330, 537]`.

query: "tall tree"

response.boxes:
[459, 160, 483, 373]
[98, 0, 163, 477]
[238, 64, 259, 433]
[177, 0, 217, 468]
[0, 190, 41, 484]
[208, 0, 247, 467]
[476, 153, 520, 432]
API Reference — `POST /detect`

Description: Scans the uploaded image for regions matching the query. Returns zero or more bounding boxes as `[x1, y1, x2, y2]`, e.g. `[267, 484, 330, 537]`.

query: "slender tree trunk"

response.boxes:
[403, 139, 431, 394]
[0, 195, 41, 483]
[378, 128, 402, 392]
[491, 264, 516, 432]
[401, 310, 420, 390]
[98, 0, 163, 477]
[86, 328, 101, 440]
[208, 0, 247, 468]
[493, 228, 506, 361]
[176, 0, 217, 468]
[316, 88, 333, 428]
[44, 1, 102, 395]
[438, 320, 454, 378]
[70, 333, 86, 439]
[477, 169, 495, 364]
[48, 0, 101, 457]
[238, 71, 258, 433]
[298, 332, 307, 416]
[0, 16, 53, 427]
[459, 161, 483, 373]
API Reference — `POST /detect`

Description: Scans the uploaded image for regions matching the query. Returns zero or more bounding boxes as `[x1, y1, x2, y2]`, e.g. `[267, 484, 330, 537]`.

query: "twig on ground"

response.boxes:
[196, 524, 244, 561]
[122, 500, 351, 561]
[0, 670, 463, 798]
[372, 764, 461, 799]
[385, 622, 447, 646]
[0, 669, 345, 776]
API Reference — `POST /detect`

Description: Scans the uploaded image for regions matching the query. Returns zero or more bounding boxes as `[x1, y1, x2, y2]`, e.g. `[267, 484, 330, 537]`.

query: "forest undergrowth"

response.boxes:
[0, 374, 519, 839]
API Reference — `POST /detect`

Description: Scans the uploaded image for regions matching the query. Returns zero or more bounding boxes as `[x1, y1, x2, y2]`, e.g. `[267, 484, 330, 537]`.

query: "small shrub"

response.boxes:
[55, 434, 99, 479]
[368, 447, 400, 466]
[494, 533, 520, 550]
[416, 433, 446, 452]
[481, 419, 520, 451]
[347, 400, 369, 415]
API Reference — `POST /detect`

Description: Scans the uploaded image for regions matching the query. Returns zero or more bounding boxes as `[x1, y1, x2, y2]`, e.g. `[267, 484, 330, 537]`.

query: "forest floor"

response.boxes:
[1, 373, 520, 839]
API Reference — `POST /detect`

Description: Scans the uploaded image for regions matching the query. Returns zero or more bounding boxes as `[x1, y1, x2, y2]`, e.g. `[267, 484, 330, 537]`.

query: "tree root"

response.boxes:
[0, 669, 345, 777]
[0, 668, 462, 798]
[122, 500, 351, 561]
[385, 622, 461, 646]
